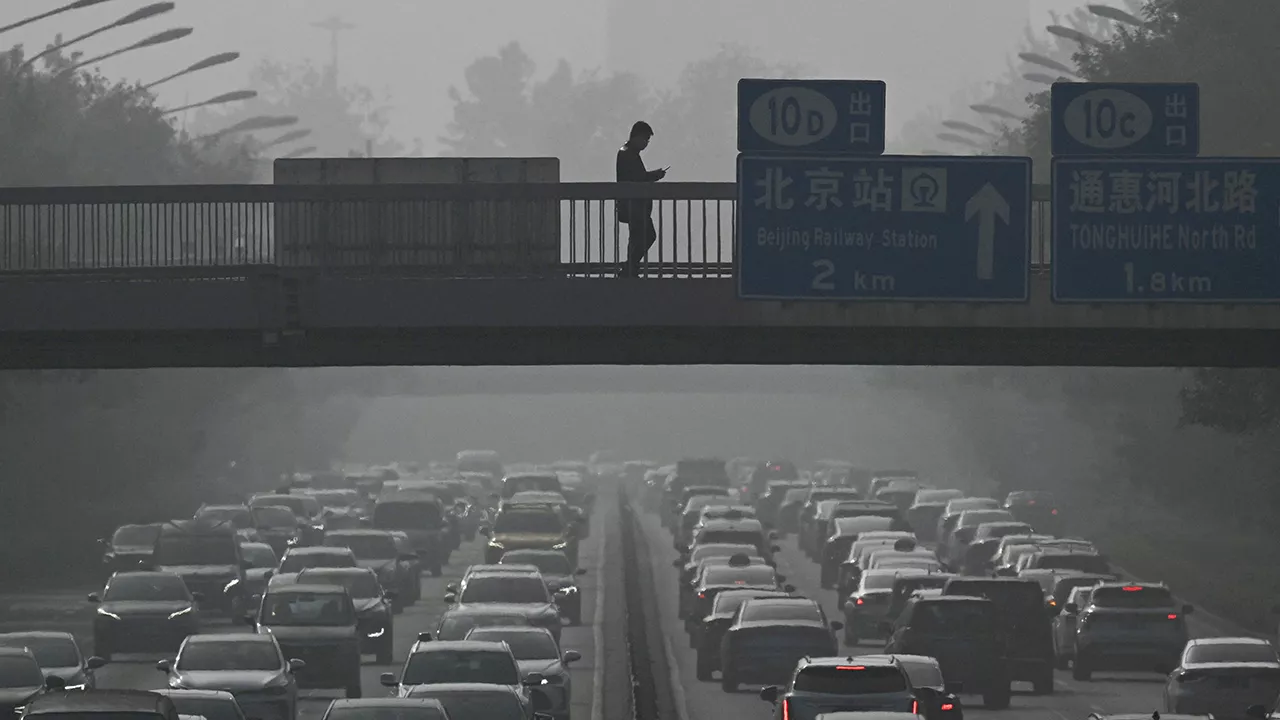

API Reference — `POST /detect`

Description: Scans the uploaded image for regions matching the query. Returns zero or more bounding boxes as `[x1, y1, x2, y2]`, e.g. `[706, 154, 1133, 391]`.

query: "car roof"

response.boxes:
[465, 626, 555, 639]
[0, 631, 75, 641]
[854, 654, 939, 667]
[285, 546, 353, 555]
[471, 564, 540, 574]
[328, 699, 447, 709]
[26, 690, 176, 714]
[1188, 636, 1272, 646]
[152, 689, 236, 700]
[403, 682, 523, 695]
[743, 597, 818, 608]
[240, 542, 274, 551]
[500, 550, 565, 558]
[410, 640, 511, 653]
[110, 571, 183, 581]
[0, 646, 36, 659]
[298, 567, 376, 578]
[915, 594, 993, 604]
[803, 655, 900, 668]
[466, 569, 543, 580]
[325, 529, 392, 537]
[185, 633, 272, 644]
[699, 518, 763, 529]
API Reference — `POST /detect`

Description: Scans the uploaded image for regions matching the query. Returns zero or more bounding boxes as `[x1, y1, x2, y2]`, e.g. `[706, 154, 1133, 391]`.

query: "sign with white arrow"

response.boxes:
[737, 154, 1032, 301]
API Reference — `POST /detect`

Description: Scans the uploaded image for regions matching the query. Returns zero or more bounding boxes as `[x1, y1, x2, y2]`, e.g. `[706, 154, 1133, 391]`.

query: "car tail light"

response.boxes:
[912, 700, 919, 714]
[1122, 586, 1143, 592]
[1050, 509, 1058, 515]
[782, 699, 790, 720]
[940, 703, 954, 711]
[1168, 614, 1178, 620]
[698, 592, 706, 599]
[836, 666, 865, 671]
[855, 597, 864, 606]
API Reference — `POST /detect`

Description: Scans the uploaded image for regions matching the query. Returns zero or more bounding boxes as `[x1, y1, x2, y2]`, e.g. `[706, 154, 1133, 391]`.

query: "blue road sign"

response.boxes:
[737, 79, 886, 155]
[1052, 158, 1280, 303]
[737, 154, 1032, 301]
[1052, 82, 1200, 157]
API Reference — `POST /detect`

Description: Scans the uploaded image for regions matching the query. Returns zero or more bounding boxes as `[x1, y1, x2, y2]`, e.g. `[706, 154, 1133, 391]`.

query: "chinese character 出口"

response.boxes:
[849, 91, 875, 116]
[1069, 170, 1106, 213]
[850, 123, 872, 145]
[804, 168, 844, 211]
[1166, 125, 1188, 147]
[1186, 171, 1221, 213]
[1164, 93, 1189, 119]
[1108, 170, 1144, 214]
[850, 168, 894, 212]
[754, 167, 795, 210]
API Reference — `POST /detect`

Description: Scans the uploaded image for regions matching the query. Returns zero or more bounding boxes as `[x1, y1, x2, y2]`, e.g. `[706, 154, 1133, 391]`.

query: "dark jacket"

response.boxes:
[616, 143, 662, 223]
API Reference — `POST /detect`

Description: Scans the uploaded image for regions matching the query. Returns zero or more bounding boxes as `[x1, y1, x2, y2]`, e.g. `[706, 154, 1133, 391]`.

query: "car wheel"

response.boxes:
[1033, 667, 1054, 695]
[1072, 657, 1092, 681]
[695, 649, 713, 681]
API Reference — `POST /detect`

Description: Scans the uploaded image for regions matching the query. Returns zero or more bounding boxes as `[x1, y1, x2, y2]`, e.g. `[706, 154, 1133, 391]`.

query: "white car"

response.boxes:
[1164, 636, 1280, 718]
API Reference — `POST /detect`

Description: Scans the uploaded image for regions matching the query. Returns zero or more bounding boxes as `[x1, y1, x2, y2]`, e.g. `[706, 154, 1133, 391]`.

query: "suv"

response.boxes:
[884, 594, 1011, 708]
[324, 529, 421, 607]
[942, 577, 1055, 694]
[1072, 582, 1192, 681]
[251, 583, 363, 698]
[759, 656, 917, 720]
[484, 505, 577, 566]
[150, 520, 247, 617]
[373, 491, 447, 576]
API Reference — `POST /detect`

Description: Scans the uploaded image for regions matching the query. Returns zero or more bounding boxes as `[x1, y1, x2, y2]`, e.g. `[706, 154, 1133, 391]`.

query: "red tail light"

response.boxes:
[1050, 509, 1058, 515]
[912, 700, 919, 714]
[836, 666, 866, 671]
[1122, 586, 1143, 592]
[940, 703, 955, 711]
[782, 699, 791, 720]
[1168, 613, 1178, 620]
[855, 597, 865, 606]
[698, 592, 706, 599]
[1027, 500, 1036, 505]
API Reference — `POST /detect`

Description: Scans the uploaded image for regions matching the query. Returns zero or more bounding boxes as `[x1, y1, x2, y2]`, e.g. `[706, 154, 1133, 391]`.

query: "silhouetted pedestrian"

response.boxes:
[616, 121, 667, 278]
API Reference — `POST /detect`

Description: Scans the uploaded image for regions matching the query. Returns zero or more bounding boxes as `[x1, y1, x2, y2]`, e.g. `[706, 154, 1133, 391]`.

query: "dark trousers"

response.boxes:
[622, 216, 657, 277]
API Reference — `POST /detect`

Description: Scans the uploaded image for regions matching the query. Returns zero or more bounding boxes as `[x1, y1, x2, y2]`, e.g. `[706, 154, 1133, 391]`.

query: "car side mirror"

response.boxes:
[241, 561, 253, 570]
[263, 569, 274, 579]
[944, 681, 964, 695]
[288, 658, 306, 672]
[86, 656, 107, 670]
[576, 568, 588, 576]
[768, 531, 779, 540]
[829, 621, 844, 631]
[418, 631, 433, 642]
[447, 582, 460, 593]
[379, 672, 398, 687]
[45, 675, 66, 691]
[524, 672, 546, 687]
[1064, 603, 1078, 615]
[191, 592, 205, 603]
[759, 686, 779, 703]
[444, 593, 457, 603]
[563, 650, 582, 664]
[155, 659, 172, 672]
[87, 593, 101, 604]
[783, 584, 797, 593]
[1182, 604, 1195, 615]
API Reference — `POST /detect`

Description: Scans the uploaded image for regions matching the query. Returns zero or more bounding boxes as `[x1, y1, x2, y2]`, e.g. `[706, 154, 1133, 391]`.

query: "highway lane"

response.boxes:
[0, 516, 609, 720]
[636, 510, 1207, 720]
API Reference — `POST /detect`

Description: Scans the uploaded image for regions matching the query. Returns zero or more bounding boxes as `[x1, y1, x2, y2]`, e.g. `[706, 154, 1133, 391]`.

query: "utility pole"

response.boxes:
[312, 15, 354, 86]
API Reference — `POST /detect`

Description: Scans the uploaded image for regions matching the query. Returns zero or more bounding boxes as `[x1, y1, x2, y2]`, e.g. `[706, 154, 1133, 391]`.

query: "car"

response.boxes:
[942, 510, 1016, 569]
[934, 498, 1000, 550]
[885, 573, 957, 623]
[156, 633, 301, 720]
[942, 577, 1055, 694]
[774, 487, 814, 536]
[1072, 582, 1193, 681]
[1003, 491, 1065, 536]
[684, 558, 789, 635]
[692, 589, 794, 680]
[248, 506, 303, 555]
[483, 504, 578, 567]
[884, 594, 1011, 709]
[675, 498, 742, 549]
[1053, 585, 1095, 669]
[686, 517, 778, 564]
[679, 555, 770, 619]
[843, 569, 929, 645]
[89, 571, 201, 659]
[403, 683, 551, 720]
[904, 490, 965, 543]
[1020, 547, 1112, 575]
[760, 656, 919, 720]
[1047, 573, 1114, 614]
[99, 524, 161, 575]
[835, 534, 918, 605]
[381, 640, 522, 698]
[237, 542, 278, 604]
[433, 608, 534, 642]
[277, 546, 358, 574]
[464, 627, 581, 720]
[719, 598, 841, 691]
[856, 655, 963, 720]
[444, 570, 563, 643]
[0, 647, 48, 716]
[501, 473, 564, 500]
[0, 632, 105, 691]
[323, 530, 420, 608]
[150, 520, 248, 617]
[250, 583, 362, 698]
[1164, 637, 1280, 718]
[296, 567, 396, 663]
[372, 491, 449, 576]
[820, 517, 899, 588]
[20, 690, 180, 720]
[676, 543, 763, 586]
[756, 480, 811, 529]
[151, 689, 248, 720]
[321, 698, 451, 720]
[498, 550, 588, 626]
[248, 493, 324, 544]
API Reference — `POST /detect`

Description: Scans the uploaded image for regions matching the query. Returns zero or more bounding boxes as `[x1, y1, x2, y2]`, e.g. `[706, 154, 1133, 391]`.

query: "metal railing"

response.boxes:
[0, 182, 1052, 278]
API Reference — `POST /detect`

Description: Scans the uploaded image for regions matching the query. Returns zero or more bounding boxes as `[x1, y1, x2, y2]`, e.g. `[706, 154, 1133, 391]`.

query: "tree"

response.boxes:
[190, 59, 403, 168]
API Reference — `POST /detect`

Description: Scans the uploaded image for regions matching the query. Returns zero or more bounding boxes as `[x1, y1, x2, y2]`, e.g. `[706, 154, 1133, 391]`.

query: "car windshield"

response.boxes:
[460, 576, 548, 604]
[698, 530, 761, 547]
[466, 630, 559, 660]
[261, 592, 355, 626]
[279, 552, 356, 573]
[166, 697, 243, 720]
[912, 601, 995, 635]
[958, 510, 1014, 527]
[690, 545, 756, 563]
[945, 580, 1045, 614]
[740, 602, 822, 623]
[252, 496, 307, 515]
[324, 707, 446, 720]
[0, 637, 78, 668]
[405, 691, 523, 720]
[1187, 643, 1279, 664]
[112, 525, 160, 546]
[240, 545, 278, 568]
[1091, 585, 1176, 609]
[493, 512, 562, 534]
[194, 508, 253, 529]
[154, 535, 237, 566]
[436, 614, 529, 641]
[782, 489, 809, 503]
[899, 659, 944, 688]
[402, 650, 519, 685]
[0, 656, 44, 687]
[104, 574, 189, 602]
[505, 477, 560, 495]
[703, 566, 776, 586]
[501, 553, 571, 575]
[252, 507, 296, 529]
[793, 666, 907, 694]
[177, 641, 280, 671]
[326, 534, 398, 559]
[300, 572, 380, 599]
[861, 573, 903, 591]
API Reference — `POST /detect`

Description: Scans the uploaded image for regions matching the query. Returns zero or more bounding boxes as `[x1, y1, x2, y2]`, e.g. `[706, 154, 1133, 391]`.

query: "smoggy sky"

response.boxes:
[2, 0, 1086, 158]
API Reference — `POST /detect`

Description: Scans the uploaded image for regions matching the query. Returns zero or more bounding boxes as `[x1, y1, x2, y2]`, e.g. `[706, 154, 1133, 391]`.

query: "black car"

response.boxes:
[0, 632, 105, 691]
[692, 589, 793, 680]
[860, 654, 964, 720]
[251, 583, 363, 698]
[0, 647, 47, 716]
[755, 480, 809, 529]
[718, 598, 841, 692]
[372, 492, 448, 576]
[942, 577, 1055, 695]
[150, 519, 248, 617]
[1003, 491, 1065, 536]
[89, 571, 201, 659]
[498, 549, 588, 626]
[296, 568, 396, 663]
[100, 524, 160, 576]
[685, 561, 788, 636]
[249, 506, 302, 555]
[323, 529, 421, 607]
[884, 594, 1010, 709]
[820, 516, 897, 588]
[236, 542, 278, 606]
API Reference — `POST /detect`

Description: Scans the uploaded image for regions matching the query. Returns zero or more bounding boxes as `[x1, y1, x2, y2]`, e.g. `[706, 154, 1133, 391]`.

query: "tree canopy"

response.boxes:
[441, 42, 797, 181]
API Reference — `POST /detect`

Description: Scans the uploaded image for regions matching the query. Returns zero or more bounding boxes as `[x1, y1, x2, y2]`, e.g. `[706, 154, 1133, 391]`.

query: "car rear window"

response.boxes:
[944, 580, 1044, 613]
[1091, 585, 1175, 609]
[698, 530, 762, 547]
[1036, 554, 1110, 574]
[1186, 643, 1279, 664]
[910, 601, 995, 634]
[793, 665, 907, 694]
[704, 566, 777, 586]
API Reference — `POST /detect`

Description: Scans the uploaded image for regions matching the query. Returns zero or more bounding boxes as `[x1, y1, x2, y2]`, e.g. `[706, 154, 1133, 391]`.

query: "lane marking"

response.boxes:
[645, 512, 692, 720]
[590, 505, 608, 720]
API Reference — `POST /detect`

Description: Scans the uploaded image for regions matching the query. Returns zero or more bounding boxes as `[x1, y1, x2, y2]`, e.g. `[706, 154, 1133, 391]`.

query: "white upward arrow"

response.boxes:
[966, 183, 1011, 281]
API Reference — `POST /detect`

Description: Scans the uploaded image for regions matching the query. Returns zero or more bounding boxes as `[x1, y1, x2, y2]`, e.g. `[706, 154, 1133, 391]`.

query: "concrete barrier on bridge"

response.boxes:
[272, 157, 562, 271]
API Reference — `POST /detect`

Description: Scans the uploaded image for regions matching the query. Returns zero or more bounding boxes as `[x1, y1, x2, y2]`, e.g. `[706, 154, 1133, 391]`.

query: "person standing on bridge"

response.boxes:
[616, 121, 667, 278]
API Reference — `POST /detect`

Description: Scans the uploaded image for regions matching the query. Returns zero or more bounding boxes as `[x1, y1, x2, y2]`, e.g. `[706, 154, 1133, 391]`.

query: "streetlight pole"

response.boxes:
[162, 89, 257, 115]
[0, 0, 119, 36]
[312, 16, 354, 86]
[200, 115, 300, 141]
[21, 1, 175, 69]
[145, 51, 240, 90]
[59, 26, 193, 76]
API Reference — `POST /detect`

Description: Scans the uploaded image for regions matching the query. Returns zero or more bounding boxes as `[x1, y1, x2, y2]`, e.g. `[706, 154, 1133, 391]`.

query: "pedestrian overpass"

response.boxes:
[0, 181, 1276, 370]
